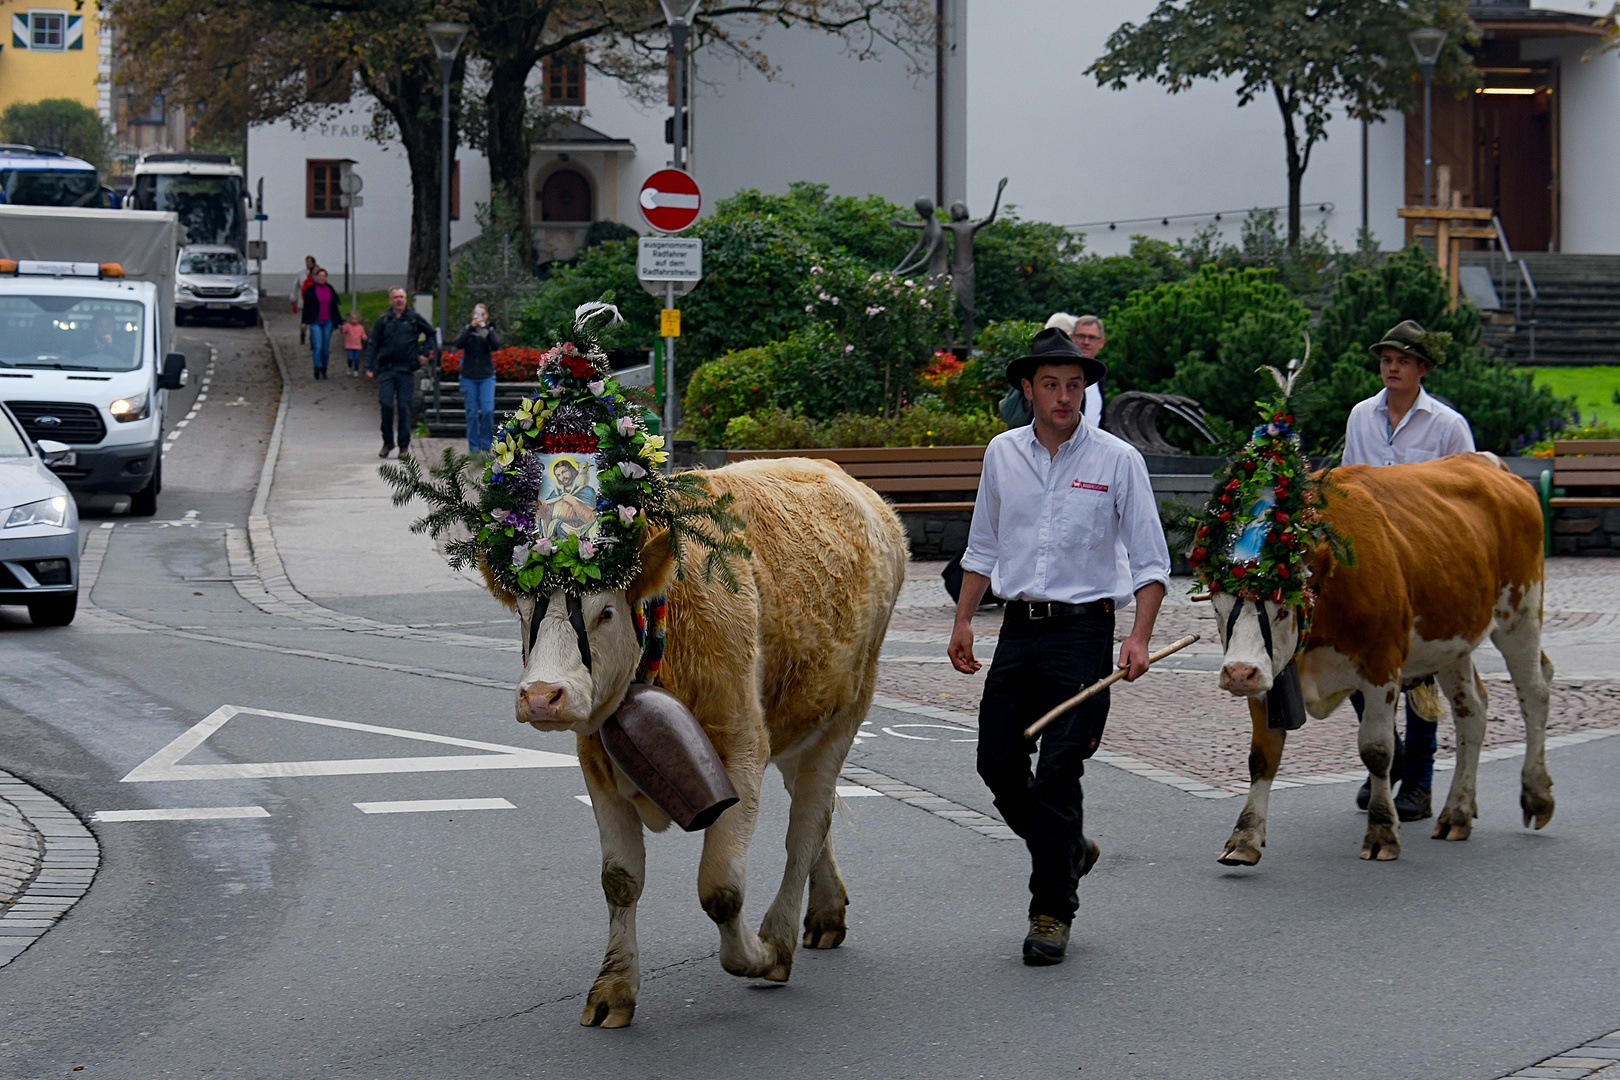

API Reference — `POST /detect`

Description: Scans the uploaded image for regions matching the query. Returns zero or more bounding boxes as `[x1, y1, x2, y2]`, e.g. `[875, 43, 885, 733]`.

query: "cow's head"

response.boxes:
[507, 529, 677, 733]
[1212, 593, 1300, 697]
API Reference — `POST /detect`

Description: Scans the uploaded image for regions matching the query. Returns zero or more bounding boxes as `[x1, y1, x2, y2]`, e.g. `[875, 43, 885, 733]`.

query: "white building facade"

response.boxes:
[245, 0, 1620, 289]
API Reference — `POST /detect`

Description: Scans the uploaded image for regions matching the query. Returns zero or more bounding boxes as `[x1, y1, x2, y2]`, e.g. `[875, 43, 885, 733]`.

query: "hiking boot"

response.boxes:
[1394, 784, 1432, 822]
[1076, 837, 1101, 880]
[1356, 748, 1404, 811]
[379, 442, 394, 458]
[1023, 915, 1070, 966]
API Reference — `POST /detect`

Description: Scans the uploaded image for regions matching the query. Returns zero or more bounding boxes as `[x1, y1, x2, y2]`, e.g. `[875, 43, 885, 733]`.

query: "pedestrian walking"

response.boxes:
[949, 327, 1169, 966]
[301, 268, 338, 379]
[339, 309, 368, 377]
[1342, 318, 1477, 823]
[294, 255, 317, 344]
[1000, 313, 1105, 430]
[452, 303, 501, 453]
[363, 287, 437, 458]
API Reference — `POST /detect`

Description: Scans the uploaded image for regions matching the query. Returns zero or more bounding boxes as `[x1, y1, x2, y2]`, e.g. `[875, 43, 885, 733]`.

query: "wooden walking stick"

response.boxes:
[1023, 634, 1201, 739]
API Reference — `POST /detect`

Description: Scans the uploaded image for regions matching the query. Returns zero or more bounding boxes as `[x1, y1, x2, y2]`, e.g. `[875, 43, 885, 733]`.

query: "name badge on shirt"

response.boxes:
[1071, 480, 1108, 492]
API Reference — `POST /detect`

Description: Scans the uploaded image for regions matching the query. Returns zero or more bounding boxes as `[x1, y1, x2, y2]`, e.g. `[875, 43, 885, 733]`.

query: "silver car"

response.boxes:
[175, 244, 259, 326]
[0, 401, 79, 625]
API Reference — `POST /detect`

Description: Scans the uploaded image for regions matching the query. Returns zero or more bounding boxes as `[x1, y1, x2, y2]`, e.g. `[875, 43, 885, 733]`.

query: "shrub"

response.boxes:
[439, 346, 545, 380]
[1102, 265, 1309, 444]
[802, 259, 956, 415]
[0, 98, 113, 172]
[1310, 246, 1573, 454]
[1524, 419, 1620, 457]
[678, 342, 784, 446]
[722, 404, 1004, 449]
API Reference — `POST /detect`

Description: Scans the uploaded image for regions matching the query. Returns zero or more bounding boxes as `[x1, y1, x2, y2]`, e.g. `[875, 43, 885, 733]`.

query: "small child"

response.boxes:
[339, 309, 368, 376]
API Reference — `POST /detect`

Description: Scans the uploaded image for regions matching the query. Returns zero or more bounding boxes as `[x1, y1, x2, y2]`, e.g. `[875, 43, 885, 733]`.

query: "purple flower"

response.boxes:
[616, 504, 637, 526]
[578, 539, 596, 559]
[615, 415, 638, 436]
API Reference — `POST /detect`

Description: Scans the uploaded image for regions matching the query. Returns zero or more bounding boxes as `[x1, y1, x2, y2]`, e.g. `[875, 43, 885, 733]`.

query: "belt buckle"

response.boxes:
[1028, 602, 1049, 620]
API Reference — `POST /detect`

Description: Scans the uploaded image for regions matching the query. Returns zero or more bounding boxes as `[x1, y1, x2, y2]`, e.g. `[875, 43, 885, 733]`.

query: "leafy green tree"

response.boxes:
[1088, 0, 1479, 248]
[1309, 245, 1571, 454]
[0, 99, 113, 172]
[1102, 265, 1309, 440]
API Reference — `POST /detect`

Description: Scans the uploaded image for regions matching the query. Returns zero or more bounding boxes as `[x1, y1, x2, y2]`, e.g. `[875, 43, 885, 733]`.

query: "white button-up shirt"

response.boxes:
[961, 421, 1171, 606]
[1343, 387, 1475, 467]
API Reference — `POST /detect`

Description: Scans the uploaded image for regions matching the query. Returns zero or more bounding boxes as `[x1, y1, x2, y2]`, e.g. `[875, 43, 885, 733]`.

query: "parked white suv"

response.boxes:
[176, 244, 258, 325]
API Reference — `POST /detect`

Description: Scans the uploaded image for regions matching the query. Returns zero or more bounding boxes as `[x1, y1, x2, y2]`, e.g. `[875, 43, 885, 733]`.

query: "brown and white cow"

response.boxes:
[502, 458, 907, 1027]
[1211, 452, 1552, 863]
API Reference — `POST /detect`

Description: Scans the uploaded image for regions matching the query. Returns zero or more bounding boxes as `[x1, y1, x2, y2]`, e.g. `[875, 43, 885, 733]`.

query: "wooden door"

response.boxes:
[1473, 86, 1554, 253]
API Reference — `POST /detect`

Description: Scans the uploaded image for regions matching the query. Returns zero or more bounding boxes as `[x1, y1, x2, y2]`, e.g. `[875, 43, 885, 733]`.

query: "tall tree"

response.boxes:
[0, 98, 114, 171]
[1088, 0, 1479, 248]
[108, 0, 935, 287]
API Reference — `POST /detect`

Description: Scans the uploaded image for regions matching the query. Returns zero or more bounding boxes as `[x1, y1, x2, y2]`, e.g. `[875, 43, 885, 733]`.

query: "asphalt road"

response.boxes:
[2, 324, 1619, 1080]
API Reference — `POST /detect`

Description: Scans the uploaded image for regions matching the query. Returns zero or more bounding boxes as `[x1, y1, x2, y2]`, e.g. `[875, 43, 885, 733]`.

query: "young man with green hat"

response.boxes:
[1343, 318, 1477, 821]
[948, 327, 1169, 966]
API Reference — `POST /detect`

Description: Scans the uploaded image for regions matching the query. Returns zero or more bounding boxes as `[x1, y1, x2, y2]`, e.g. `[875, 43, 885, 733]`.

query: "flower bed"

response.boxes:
[439, 346, 545, 381]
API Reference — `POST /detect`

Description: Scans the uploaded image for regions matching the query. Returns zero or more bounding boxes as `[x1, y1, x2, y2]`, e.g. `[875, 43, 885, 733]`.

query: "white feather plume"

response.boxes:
[573, 301, 624, 332]
[1258, 330, 1312, 400]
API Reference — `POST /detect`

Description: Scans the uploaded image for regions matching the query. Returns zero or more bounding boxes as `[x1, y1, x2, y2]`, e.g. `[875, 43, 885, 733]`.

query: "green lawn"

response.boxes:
[1522, 366, 1620, 425]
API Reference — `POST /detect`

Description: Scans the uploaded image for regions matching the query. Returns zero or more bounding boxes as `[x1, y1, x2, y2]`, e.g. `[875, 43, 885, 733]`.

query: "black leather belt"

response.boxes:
[1006, 599, 1114, 621]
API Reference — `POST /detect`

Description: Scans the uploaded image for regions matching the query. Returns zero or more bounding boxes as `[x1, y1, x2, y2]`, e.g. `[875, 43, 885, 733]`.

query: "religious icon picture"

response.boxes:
[535, 453, 601, 543]
[1228, 488, 1275, 565]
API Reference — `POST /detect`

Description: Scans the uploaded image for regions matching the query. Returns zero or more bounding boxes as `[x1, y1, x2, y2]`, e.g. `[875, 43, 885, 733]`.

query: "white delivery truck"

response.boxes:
[0, 206, 186, 515]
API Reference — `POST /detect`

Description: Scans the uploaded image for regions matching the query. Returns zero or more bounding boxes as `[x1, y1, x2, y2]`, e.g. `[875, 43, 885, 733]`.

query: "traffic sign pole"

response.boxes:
[664, 279, 677, 467]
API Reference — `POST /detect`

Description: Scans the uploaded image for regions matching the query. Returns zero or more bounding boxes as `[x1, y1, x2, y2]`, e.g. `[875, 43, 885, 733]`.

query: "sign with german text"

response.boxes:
[636, 237, 703, 282]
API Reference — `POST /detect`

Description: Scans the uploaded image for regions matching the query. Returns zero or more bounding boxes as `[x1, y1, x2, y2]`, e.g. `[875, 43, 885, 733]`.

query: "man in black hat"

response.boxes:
[1343, 318, 1476, 822]
[948, 327, 1171, 965]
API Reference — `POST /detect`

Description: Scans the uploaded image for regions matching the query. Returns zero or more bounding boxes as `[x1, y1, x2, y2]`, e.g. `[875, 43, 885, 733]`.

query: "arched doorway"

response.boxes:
[540, 169, 592, 222]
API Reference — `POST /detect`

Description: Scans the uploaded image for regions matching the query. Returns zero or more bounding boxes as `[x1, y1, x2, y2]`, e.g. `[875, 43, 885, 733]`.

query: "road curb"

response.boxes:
[0, 769, 99, 967]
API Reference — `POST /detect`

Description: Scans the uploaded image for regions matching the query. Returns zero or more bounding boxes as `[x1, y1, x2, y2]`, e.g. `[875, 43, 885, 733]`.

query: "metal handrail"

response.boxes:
[1064, 202, 1334, 232]
[1518, 257, 1538, 361]
[1518, 257, 1538, 302]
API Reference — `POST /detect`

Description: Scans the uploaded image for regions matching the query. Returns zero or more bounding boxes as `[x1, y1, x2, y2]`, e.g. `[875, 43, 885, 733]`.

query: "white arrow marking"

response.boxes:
[121, 705, 576, 782]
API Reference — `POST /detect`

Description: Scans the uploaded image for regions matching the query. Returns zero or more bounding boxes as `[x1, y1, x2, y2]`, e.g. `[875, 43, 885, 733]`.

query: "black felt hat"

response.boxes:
[1005, 327, 1107, 389]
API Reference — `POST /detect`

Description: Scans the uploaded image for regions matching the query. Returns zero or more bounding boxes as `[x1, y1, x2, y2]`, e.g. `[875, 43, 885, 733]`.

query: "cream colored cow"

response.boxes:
[502, 458, 907, 1028]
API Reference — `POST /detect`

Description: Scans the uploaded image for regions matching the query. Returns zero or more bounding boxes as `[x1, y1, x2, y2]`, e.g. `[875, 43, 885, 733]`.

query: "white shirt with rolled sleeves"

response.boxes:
[960, 421, 1171, 606]
[1342, 387, 1476, 466]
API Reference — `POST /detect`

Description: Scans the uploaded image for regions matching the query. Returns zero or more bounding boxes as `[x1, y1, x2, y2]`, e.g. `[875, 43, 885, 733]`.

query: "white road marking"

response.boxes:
[354, 798, 515, 814]
[121, 705, 576, 782]
[574, 794, 593, 806]
[880, 723, 978, 743]
[93, 806, 269, 822]
[877, 655, 956, 663]
[835, 785, 885, 798]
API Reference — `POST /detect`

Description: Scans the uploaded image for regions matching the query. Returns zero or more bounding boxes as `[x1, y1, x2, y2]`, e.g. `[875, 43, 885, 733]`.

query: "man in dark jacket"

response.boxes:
[364, 287, 438, 458]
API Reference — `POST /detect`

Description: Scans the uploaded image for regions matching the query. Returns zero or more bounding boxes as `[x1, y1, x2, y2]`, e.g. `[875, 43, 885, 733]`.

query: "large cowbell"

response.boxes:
[601, 685, 740, 832]
[1266, 659, 1308, 731]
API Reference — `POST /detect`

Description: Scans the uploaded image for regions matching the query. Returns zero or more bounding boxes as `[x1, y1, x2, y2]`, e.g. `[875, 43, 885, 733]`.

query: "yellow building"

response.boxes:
[0, 1, 110, 123]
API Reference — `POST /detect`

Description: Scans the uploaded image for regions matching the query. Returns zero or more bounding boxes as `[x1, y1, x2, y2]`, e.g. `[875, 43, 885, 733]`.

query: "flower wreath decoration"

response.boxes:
[1186, 341, 1354, 647]
[380, 300, 750, 599]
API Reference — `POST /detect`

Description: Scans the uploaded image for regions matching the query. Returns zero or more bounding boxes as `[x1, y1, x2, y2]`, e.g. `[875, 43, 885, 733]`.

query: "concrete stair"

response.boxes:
[1461, 252, 1620, 367]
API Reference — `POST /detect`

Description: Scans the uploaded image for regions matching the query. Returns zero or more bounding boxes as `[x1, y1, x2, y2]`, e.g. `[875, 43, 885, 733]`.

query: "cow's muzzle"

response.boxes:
[517, 681, 574, 729]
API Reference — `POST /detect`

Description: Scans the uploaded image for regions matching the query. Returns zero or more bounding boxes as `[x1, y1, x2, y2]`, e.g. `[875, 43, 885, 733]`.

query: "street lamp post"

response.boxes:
[660, 1, 702, 172]
[1409, 27, 1448, 209]
[427, 21, 468, 426]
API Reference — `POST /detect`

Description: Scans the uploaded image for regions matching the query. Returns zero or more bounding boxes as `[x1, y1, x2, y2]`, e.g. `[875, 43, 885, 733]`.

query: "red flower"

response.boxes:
[1218, 511, 1232, 523]
[1232, 565, 1247, 578]
[1243, 460, 1256, 473]
[1190, 546, 1207, 562]
[1271, 588, 1285, 603]
[1195, 526, 1210, 540]
[1226, 478, 1241, 490]
[1275, 511, 1289, 524]
[563, 354, 596, 378]
[1218, 494, 1231, 505]
[1273, 412, 1284, 422]
[1278, 565, 1290, 578]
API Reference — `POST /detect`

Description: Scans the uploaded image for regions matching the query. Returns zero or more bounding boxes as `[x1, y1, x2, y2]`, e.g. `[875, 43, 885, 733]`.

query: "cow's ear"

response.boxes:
[477, 556, 518, 611]
[628, 525, 677, 604]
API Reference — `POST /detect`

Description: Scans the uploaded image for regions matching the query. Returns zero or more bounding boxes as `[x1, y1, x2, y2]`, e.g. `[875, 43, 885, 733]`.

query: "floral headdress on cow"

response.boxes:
[380, 300, 750, 600]
[1186, 339, 1353, 641]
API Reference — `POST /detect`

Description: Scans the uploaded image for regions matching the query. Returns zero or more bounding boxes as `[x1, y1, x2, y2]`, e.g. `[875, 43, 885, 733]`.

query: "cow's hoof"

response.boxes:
[802, 909, 847, 950]
[763, 962, 792, 982]
[1521, 789, 1555, 831]
[1360, 825, 1400, 861]
[1432, 806, 1473, 841]
[580, 1000, 635, 1028]
[1217, 844, 1261, 866]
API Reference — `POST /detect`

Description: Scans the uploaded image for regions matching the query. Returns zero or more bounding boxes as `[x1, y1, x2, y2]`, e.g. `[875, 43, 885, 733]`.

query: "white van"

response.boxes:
[0, 260, 186, 515]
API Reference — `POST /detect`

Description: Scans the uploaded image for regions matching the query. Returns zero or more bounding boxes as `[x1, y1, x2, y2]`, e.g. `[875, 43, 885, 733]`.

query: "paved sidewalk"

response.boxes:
[261, 310, 480, 601]
[0, 770, 97, 967]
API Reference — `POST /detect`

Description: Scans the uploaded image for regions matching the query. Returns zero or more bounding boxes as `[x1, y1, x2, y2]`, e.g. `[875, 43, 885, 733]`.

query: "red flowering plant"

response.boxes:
[1185, 352, 1353, 646]
[440, 346, 545, 381]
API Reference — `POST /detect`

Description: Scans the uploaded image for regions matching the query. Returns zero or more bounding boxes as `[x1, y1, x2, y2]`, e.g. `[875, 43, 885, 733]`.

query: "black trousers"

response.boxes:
[976, 611, 1114, 923]
[377, 368, 414, 449]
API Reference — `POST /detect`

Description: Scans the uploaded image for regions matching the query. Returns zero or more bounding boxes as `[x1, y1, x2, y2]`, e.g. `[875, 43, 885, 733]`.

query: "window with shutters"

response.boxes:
[306, 160, 347, 218]
[28, 11, 66, 50]
[544, 54, 584, 106]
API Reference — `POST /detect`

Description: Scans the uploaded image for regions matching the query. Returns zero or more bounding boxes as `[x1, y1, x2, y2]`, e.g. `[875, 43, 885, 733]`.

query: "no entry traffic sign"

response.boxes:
[639, 169, 702, 233]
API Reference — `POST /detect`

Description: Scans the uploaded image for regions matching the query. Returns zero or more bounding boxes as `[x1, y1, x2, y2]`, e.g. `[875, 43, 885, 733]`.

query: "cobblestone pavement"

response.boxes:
[1500, 1029, 1620, 1079]
[880, 558, 1620, 793]
[0, 769, 97, 966]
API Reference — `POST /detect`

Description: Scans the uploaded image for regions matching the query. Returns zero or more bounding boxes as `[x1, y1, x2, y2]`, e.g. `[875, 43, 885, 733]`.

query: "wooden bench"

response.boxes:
[723, 445, 985, 512]
[1539, 439, 1620, 555]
